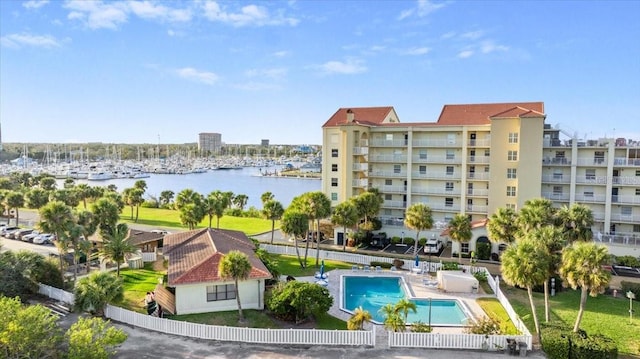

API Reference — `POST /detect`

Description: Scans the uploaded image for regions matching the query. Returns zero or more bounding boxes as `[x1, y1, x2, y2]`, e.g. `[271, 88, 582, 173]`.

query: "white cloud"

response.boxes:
[480, 40, 509, 54]
[176, 67, 219, 85]
[404, 46, 430, 55]
[64, 0, 128, 29]
[201, 1, 298, 27]
[457, 50, 473, 58]
[233, 82, 282, 91]
[461, 30, 484, 40]
[370, 45, 386, 52]
[272, 50, 290, 57]
[317, 58, 367, 75]
[128, 1, 192, 22]
[398, 0, 447, 20]
[245, 68, 287, 80]
[23, 0, 49, 9]
[0, 33, 62, 49]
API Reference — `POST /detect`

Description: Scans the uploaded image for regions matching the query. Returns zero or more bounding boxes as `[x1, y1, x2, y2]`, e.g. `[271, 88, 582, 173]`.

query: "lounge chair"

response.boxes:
[351, 265, 359, 271]
[363, 265, 371, 272]
[375, 265, 382, 272]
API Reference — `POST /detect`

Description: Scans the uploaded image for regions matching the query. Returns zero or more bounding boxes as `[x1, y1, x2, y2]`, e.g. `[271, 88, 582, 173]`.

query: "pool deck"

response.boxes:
[298, 268, 493, 338]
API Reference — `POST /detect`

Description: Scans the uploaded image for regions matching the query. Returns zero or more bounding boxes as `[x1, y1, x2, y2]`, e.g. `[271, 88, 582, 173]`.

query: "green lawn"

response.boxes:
[503, 286, 640, 357]
[270, 254, 354, 277]
[119, 263, 167, 313]
[168, 310, 346, 330]
[475, 297, 518, 335]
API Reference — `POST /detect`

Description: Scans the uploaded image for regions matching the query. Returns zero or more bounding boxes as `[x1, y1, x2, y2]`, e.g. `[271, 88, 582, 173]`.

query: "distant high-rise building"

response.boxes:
[198, 133, 222, 155]
[261, 139, 269, 147]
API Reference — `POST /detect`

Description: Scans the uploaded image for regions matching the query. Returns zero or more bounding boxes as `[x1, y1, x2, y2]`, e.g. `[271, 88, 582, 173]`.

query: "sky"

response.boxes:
[1, 0, 639, 146]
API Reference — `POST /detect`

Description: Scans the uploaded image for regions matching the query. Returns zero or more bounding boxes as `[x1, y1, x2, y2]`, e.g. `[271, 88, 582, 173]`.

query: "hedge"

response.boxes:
[541, 324, 618, 359]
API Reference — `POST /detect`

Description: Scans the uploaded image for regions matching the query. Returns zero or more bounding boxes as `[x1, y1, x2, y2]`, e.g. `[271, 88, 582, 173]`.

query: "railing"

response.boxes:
[369, 139, 407, 147]
[352, 179, 369, 187]
[466, 189, 488, 196]
[381, 185, 407, 193]
[370, 155, 407, 163]
[141, 252, 157, 262]
[412, 172, 460, 180]
[575, 176, 607, 184]
[388, 332, 530, 351]
[576, 158, 607, 166]
[413, 188, 461, 196]
[573, 194, 607, 203]
[487, 273, 532, 346]
[412, 139, 461, 147]
[542, 158, 571, 165]
[614, 158, 640, 166]
[105, 305, 375, 346]
[352, 147, 369, 155]
[541, 192, 570, 201]
[541, 174, 569, 183]
[369, 171, 407, 178]
[467, 139, 491, 147]
[408, 156, 461, 164]
[38, 283, 75, 305]
[382, 200, 407, 209]
[467, 173, 490, 180]
[352, 163, 368, 171]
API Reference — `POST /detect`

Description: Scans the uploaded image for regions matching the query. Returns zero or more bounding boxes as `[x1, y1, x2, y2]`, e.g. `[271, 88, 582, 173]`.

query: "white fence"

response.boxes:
[105, 305, 375, 347]
[388, 332, 530, 351]
[141, 252, 157, 262]
[488, 274, 532, 343]
[38, 283, 75, 305]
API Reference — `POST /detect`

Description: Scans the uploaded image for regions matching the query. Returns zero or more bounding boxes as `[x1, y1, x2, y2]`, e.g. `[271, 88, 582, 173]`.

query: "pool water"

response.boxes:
[342, 276, 469, 325]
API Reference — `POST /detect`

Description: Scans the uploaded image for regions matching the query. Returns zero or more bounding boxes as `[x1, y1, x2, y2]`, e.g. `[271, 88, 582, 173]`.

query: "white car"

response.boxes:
[33, 233, 55, 245]
[22, 230, 41, 243]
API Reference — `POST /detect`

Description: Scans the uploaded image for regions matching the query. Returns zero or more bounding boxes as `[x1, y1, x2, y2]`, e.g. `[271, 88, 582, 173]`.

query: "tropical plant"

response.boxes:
[98, 223, 137, 276]
[90, 197, 120, 235]
[206, 190, 229, 229]
[159, 190, 174, 207]
[527, 225, 564, 322]
[260, 191, 274, 204]
[25, 188, 50, 210]
[556, 203, 594, 243]
[39, 200, 75, 284]
[447, 214, 472, 263]
[218, 250, 252, 322]
[352, 190, 383, 232]
[404, 203, 434, 256]
[395, 298, 417, 323]
[559, 241, 611, 332]
[307, 192, 332, 266]
[379, 303, 405, 332]
[5, 191, 24, 226]
[487, 207, 518, 244]
[347, 306, 372, 330]
[331, 200, 359, 251]
[262, 199, 284, 244]
[233, 194, 248, 210]
[280, 209, 309, 268]
[266, 281, 333, 324]
[66, 316, 128, 359]
[74, 271, 124, 316]
[517, 198, 555, 237]
[500, 237, 550, 342]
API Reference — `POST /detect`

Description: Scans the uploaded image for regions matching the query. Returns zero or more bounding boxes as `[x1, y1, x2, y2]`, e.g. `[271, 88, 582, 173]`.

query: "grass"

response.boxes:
[119, 206, 276, 235]
[119, 263, 167, 313]
[503, 286, 640, 357]
[270, 254, 354, 277]
[475, 297, 518, 335]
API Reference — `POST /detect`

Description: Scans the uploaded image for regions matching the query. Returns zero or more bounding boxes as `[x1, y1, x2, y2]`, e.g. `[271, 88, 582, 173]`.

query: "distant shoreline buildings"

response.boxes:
[198, 132, 222, 155]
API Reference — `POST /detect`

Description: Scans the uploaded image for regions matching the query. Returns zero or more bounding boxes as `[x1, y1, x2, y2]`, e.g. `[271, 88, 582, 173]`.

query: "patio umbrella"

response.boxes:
[415, 255, 420, 267]
[320, 260, 326, 279]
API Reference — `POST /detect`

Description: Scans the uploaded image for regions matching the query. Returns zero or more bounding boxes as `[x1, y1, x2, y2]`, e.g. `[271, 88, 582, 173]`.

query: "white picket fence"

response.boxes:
[141, 252, 157, 262]
[388, 332, 530, 351]
[38, 283, 75, 305]
[486, 273, 532, 342]
[105, 305, 375, 346]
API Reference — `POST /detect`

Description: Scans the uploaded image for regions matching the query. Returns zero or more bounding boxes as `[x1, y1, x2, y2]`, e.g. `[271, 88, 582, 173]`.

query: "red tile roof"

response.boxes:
[322, 107, 395, 127]
[163, 228, 272, 286]
[437, 102, 545, 126]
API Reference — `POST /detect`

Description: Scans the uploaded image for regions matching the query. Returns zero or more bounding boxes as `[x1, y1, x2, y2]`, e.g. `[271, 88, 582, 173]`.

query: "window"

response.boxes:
[206, 284, 236, 302]
[331, 149, 338, 158]
[331, 193, 337, 201]
[331, 164, 338, 172]
[484, 149, 490, 157]
[446, 166, 454, 175]
[508, 132, 519, 144]
[584, 187, 594, 198]
[445, 182, 454, 191]
[585, 169, 596, 180]
[485, 166, 490, 172]
[634, 224, 640, 233]
[419, 150, 427, 159]
[594, 151, 605, 164]
[385, 194, 392, 200]
[393, 164, 401, 174]
[331, 178, 338, 187]
[506, 203, 516, 210]
[461, 243, 469, 254]
[553, 171, 563, 180]
[636, 188, 640, 196]
[445, 198, 453, 207]
[506, 186, 516, 197]
[555, 151, 565, 159]
[446, 150, 455, 160]
[447, 134, 456, 144]
[621, 206, 632, 217]
[636, 170, 640, 176]
[419, 165, 427, 175]
[507, 168, 517, 179]
[508, 150, 518, 161]
[553, 186, 563, 196]
[385, 179, 392, 186]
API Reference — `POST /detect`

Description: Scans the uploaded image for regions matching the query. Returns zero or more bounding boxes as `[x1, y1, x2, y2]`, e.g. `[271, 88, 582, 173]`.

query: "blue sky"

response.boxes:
[1, 0, 639, 145]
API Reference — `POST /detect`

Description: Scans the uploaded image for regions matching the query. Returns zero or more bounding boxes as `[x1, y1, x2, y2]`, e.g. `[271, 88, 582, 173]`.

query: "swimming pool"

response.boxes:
[341, 276, 471, 325]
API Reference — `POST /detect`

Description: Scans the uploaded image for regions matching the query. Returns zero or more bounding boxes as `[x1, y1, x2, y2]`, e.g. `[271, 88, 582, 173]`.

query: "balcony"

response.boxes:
[412, 139, 461, 147]
[466, 204, 488, 213]
[369, 171, 407, 178]
[542, 174, 570, 183]
[353, 147, 369, 155]
[574, 193, 607, 203]
[369, 139, 407, 147]
[467, 156, 490, 164]
[382, 200, 407, 209]
[612, 195, 640, 205]
[428, 203, 460, 212]
[614, 157, 640, 166]
[413, 187, 461, 196]
[351, 179, 369, 187]
[542, 192, 570, 201]
[613, 176, 640, 186]
[352, 163, 368, 172]
[381, 185, 407, 194]
[410, 155, 461, 164]
[369, 154, 407, 163]
[542, 157, 571, 165]
[467, 172, 490, 180]
[594, 232, 640, 247]
[378, 216, 405, 227]
[609, 213, 640, 223]
[467, 139, 491, 147]
[575, 176, 607, 185]
[576, 157, 607, 166]
[412, 171, 460, 180]
[466, 188, 489, 197]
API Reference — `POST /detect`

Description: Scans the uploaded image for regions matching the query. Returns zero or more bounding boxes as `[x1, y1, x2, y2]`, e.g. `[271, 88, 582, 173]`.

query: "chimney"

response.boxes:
[346, 109, 354, 123]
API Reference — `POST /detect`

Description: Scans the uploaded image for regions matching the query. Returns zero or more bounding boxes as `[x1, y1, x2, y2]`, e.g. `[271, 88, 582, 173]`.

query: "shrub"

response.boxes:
[411, 321, 432, 333]
[266, 281, 333, 324]
[403, 237, 415, 246]
[141, 200, 158, 208]
[464, 316, 500, 335]
[614, 255, 640, 268]
[476, 242, 491, 260]
[620, 281, 640, 300]
[390, 236, 402, 245]
[392, 259, 405, 269]
[370, 261, 393, 269]
[244, 206, 262, 218]
[441, 262, 461, 270]
[418, 237, 427, 246]
[474, 271, 488, 283]
[224, 208, 243, 217]
[541, 324, 618, 359]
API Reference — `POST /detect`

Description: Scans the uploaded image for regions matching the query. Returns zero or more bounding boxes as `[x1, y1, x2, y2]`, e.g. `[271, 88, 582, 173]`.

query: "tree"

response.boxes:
[218, 250, 252, 322]
[233, 194, 248, 210]
[159, 190, 174, 207]
[517, 198, 555, 236]
[74, 271, 124, 316]
[352, 191, 383, 232]
[262, 199, 284, 244]
[556, 203, 594, 243]
[5, 191, 25, 226]
[487, 207, 518, 244]
[447, 214, 472, 263]
[99, 223, 137, 276]
[500, 237, 550, 342]
[281, 210, 309, 268]
[307, 192, 332, 267]
[76, 210, 98, 274]
[394, 298, 417, 323]
[50, 188, 80, 208]
[260, 191, 274, 205]
[404, 203, 434, 256]
[347, 306, 372, 330]
[39, 200, 75, 284]
[66, 316, 128, 359]
[266, 281, 333, 324]
[74, 183, 92, 209]
[91, 197, 120, 235]
[0, 297, 62, 358]
[331, 200, 359, 251]
[175, 189, 205, 229]
[133, 179, 147, 193]
[379, 303, 405, 332]
[559, 241, 611, 332]
[25, 188, 50, 210]
[39, 176, 57, 191]
[206, 190, 228, 229]
[527, 225, 564, 323]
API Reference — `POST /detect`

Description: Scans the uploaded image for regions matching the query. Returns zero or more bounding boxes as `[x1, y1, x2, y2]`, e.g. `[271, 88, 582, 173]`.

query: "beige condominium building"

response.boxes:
[198, 132, 222, 155]
[321, 102, 640, 257]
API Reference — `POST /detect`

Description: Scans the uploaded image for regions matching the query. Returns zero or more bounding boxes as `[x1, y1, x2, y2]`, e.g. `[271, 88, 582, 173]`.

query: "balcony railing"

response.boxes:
[369, 154, 407, 163]
[369, 139, 407, 147]
[613, 176, 640, 185]
[467, 156, 490, 164]
[467, 188, 489, 196]
[382, 200, 407, 209]
[594, 232, 640, 247]
[369, 171, 407, 178]
[576, 158, 607, 166]
[467, 173, 490, 180]
[609, 213, 640, 223]
[413, 187, 461, 196]
[352, 163, 368, 171]
[352, 147, 369, 155]
[542, 174, 570, 183]
[614, 157, 640, 166]
[542, 158, 571, 165]
[381, 185, 407, 193]
[412, 171, 460, 180]
[466, 205, 488, 213]
[351, 179, 369, 187]
[411, 139, 461, 147]
[574, 194, 607, 203]
[467, 139, 491, 147]
[575, 176, 607, 184]
[542, 192, 570, 201]
[378, 216, 405, 227]
[611, 195, 640, 205]
[410, 155, 461, 164]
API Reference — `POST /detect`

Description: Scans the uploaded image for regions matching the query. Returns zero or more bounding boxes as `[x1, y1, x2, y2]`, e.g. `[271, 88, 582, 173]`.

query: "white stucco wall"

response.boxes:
[175, 279, 265, 315]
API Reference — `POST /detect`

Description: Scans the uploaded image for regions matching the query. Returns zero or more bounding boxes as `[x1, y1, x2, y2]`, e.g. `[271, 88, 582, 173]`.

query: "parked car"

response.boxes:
[1, 226, 21, 238]
[14, 228, 35, 241]
[33, 233, 55, 245]
[22, 230, 41, 243]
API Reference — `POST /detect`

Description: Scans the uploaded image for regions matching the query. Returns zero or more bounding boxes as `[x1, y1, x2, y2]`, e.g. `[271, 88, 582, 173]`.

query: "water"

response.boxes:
[60, 166, 321, 209]
[342, 276, 469, 325]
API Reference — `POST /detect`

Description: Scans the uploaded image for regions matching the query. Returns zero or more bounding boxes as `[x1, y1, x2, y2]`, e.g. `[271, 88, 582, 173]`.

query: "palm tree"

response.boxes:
[447, 214, 471, 263]
[159, 190, 174, 207]
[218, 250, 252, 322]
[352, 191, 383, 232]
[556, 203, 594, 243]
[206, 191, 228, 229]
[25, 188, 50, 210]
[517, 198, 555, 236]
[99, 223, 137, 277]
[559, 242, 611, 332]
[74, 271, 124, 316]
[260, 191, 274, 205]
[76, 209, 98, 274]
[331, 200, 359, 251]
[404, 203, 434, 256]
[379, 303, 405, 332]
[6, 191, 25, 227]
[74, 183, 91, 209]
[500, 238, 550, 342]
[90, 197, 120, 235]
[281, 209, 309, 268]
[262, 199, 284, 244]
[487, 207, 518, 244]
[307, 192, 331, 267]
[38, 200, 75, 284]
[395, 298, 417, 323]
[133, 180, 147, 193]
[347, 306, 372, 330]
[527, 225, 564, 322]
[233, 194, 248, 210]
[122, 188, 136, 220]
